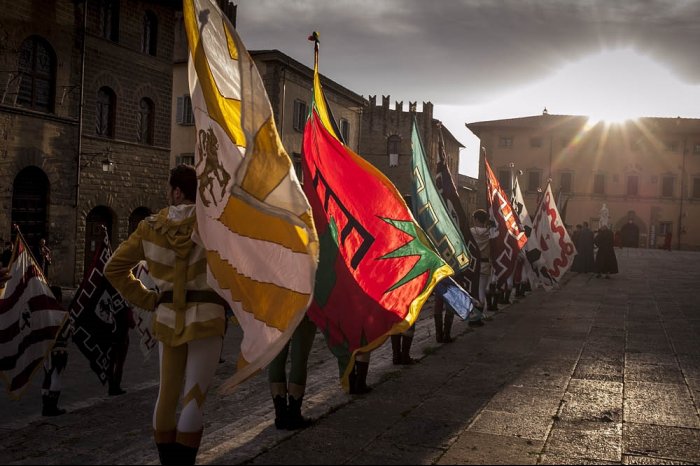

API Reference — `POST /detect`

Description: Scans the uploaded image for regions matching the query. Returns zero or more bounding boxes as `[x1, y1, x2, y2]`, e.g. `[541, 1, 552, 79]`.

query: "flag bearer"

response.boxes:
[105, 165, 227, 466]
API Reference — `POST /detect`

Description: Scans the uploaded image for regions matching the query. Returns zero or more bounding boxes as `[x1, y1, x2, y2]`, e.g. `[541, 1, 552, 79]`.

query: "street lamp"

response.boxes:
[81, 146, 115, 173]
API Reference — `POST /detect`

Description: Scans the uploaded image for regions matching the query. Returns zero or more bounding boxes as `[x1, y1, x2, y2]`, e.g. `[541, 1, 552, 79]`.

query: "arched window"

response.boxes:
[137, 97, 154, 144]
[84, 206, 114, 271]
[12, 167, 49, 248]
[387, 135, 400, 167]
[128, 207, 151, 235]
[100, 0, 120, 42]
[96, 87, 116, 138]
[17, 36, 56, 113]
[142, 11, 158, 56]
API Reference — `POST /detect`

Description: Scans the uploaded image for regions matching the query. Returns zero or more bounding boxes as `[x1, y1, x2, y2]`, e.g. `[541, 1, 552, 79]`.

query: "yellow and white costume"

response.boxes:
[105, 204, 225, 453]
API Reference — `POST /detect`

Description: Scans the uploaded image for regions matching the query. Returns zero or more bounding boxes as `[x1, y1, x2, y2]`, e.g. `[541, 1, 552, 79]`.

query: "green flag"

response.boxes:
[410, 119, 471, 274]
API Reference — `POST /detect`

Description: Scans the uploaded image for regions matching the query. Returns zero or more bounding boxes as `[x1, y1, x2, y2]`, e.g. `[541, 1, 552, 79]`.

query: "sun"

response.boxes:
[552, 48, 679, 125]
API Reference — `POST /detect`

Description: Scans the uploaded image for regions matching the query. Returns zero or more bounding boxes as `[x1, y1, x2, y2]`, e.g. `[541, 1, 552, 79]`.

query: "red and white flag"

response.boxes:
[485, 159, 527, 285]
[531, 183, 577, 285]
[0, 234, 67, 399]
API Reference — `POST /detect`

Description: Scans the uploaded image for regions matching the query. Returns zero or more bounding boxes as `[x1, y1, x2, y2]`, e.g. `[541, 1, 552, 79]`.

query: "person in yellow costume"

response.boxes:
[105, 165, 226, 465]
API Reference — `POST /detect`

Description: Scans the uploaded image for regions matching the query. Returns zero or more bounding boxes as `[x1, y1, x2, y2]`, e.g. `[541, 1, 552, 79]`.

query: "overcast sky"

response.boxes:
[235, 0, 700, 176]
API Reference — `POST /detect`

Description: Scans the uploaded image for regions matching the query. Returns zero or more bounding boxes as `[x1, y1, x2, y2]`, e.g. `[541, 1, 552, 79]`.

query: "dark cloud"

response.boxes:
[236, 0, 700, 106]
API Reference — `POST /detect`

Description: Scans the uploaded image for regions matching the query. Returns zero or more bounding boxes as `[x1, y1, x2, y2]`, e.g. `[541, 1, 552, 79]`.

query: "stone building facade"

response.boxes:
[467, 113, 700, 250]
[357, 96, 463, 200]
[171, 10, 366, 178]
[0, 0, 177, 286]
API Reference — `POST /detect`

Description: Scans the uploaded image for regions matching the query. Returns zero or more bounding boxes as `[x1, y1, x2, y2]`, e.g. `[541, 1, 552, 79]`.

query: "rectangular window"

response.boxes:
[293, 100, 307, 132]
[176, 95, 194, 125]
[499, 136, 513, 148]
[666, 141, 678, 152]
[627, 175, 639, 196]
[661, 176, 674, 198]
[694, 143, 700, 154]
[693, 178, 700, 199]
[593, 174, 605, 195]
[530, 137, 542, 148]
[527, 170, 541, 193]
[292, 152, 303, 184]
[497, 169, 511, 193]
[339, 118, 349, 143]
[176, 153, 195, 166]
[560, 172, 572, 193]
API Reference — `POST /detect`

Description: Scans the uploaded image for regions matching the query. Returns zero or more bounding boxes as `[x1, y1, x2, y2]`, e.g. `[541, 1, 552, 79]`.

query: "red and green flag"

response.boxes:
[303, 33, 453, 391]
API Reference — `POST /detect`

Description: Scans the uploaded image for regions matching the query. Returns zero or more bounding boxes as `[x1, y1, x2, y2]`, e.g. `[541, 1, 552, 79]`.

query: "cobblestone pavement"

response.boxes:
[1, 247, 699, 464]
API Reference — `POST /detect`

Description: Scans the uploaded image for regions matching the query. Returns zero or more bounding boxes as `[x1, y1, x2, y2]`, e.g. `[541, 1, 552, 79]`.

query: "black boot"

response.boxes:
[156, 443, 177, 465]
[350, 361, 372, 394]
[390, 335, 402, 364]
[442, 310, 454, 343]
[400, 336, 417, 365]
[173, 443, 198, 466]
[487, 284, 499, 311]
[433, 311, 444, 343]
[272, 395, 288, 430]
[501, 288, 512, 304]
[42, 391, 66, 416]
[286, 395, 313, 430]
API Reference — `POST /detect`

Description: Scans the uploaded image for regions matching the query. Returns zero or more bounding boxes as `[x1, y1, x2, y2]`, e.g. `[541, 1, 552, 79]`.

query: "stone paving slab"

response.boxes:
[1, 248, 700, 464]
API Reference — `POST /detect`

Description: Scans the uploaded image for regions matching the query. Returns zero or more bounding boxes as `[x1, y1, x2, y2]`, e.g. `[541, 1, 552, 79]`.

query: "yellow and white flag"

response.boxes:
[184, 0, 319, 392]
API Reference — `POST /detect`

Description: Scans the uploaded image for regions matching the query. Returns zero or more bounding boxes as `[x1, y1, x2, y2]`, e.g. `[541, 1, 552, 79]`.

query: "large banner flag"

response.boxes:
[0, 232, 67, 399]
[485, 159, 527, 285]
[531, 183, 577, 285]
[511, 176, 553, 289]
[434, 126, 481, 298]
[410, 119, 471, 275]
[69, 231, 130, 384]
[131, 262, 158, 359]
[304, 34, 454, 390]
[184, 0, 319, 393]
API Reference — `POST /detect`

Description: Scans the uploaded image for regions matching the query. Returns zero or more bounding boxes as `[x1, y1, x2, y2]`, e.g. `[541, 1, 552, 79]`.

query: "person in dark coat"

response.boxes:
[570, 225, 583, 272]
[578, 222, 596, 273]
[594, 224, 618, 278]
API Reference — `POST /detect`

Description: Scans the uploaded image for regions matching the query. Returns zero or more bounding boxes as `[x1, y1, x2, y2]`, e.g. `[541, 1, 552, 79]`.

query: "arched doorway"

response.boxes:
[12, 166, 49, 249]
[128, 207, 151, 235]
[84, 206, 114, 271]
[620, 220, 640, 248]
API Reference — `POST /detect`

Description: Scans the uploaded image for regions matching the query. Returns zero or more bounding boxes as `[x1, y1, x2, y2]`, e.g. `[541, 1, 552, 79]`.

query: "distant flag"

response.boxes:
[0, 231, 67, 400]
[485, 158, 527, 285]
[531, 183, 577, 284]
[556, 188, 571, 225]
[511, 176, 554, 289]
[410, 119, 475, 319]
[304, 33, 454, 390]
[434, 126, 481, 298]
[131, 262, 158, 359]
[184, 0, 319, 392]
[69, 229, 130, 384]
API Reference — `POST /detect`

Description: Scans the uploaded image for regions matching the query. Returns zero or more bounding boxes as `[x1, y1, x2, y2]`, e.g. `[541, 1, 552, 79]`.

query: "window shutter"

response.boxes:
[176, 96, 184, 124]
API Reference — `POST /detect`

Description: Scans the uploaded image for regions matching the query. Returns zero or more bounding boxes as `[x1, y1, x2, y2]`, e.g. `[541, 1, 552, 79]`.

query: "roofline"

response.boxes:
[250, 49, 366, 105]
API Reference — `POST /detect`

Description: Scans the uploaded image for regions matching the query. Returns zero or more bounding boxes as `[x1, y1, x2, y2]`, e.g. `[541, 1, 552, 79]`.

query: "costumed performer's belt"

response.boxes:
[157, 290, 227, 307]
[480, 257, 490, 262]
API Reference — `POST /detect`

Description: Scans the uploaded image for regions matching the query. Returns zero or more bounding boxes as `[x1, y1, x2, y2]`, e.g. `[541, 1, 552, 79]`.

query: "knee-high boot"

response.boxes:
[390, 335, 402, 365]
[287, 393, 313, 430]
[350, 361, 372, 394]
[400, 336, 417, 365]
[433, 311, 444, 343]
[442, 310, 454, 343]
[272, 394, 288, 430]
[487, 284, 499, 311]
